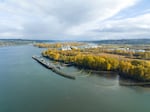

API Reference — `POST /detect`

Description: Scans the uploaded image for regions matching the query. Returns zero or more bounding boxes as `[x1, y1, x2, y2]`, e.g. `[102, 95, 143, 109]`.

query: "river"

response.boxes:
[0, 45, 150, 112]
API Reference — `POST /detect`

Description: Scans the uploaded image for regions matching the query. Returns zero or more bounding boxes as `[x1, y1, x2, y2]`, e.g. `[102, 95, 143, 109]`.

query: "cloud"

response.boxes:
[66, 0, 138, 35]
[89, 13, 150, 40]
[0, 0, 149, 40]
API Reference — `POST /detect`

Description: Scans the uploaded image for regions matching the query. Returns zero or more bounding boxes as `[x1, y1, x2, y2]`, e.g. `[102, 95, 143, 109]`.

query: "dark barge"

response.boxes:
[32, 56, 75, 80]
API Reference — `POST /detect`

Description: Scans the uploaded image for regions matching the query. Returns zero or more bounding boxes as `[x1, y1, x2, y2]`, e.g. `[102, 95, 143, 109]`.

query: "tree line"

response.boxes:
[42, 49, 150, 82]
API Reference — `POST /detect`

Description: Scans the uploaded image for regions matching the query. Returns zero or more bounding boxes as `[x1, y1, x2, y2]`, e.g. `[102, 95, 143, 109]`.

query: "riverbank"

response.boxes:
[42, 48, 150, 83]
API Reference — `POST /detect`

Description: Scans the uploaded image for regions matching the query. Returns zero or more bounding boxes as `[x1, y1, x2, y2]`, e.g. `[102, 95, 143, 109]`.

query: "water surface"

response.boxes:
[0, 45, 150, 112]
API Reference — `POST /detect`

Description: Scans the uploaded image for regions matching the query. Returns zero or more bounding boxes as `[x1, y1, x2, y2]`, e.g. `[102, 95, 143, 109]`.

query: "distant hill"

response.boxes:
[90, 39, 150, 44]
[0, 39, 56, 47]
[1, 39, 150, 46]
[0, 39, 55, 43]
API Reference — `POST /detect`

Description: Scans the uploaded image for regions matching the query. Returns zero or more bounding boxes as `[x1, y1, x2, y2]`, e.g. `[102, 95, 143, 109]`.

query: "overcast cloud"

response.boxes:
[0, 0, 150, 40]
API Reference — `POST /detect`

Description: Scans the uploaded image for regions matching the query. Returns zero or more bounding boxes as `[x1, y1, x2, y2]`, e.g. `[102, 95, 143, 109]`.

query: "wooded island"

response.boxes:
[35, 42, 150, 82]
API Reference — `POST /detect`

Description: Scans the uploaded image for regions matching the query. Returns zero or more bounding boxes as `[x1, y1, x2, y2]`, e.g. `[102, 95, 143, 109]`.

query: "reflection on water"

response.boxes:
[0, 45, 150, 112]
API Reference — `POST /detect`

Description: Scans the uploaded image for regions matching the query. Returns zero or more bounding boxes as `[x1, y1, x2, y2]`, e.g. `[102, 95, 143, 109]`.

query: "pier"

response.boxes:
[32, 56, 76, 80]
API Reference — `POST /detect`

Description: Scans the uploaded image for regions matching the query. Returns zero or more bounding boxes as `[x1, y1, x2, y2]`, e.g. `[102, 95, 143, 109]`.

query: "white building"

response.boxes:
[60, 45, 72, 51]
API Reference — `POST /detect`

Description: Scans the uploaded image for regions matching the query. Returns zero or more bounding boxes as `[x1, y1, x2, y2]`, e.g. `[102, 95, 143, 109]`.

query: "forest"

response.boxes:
[41, 46, 150, 82]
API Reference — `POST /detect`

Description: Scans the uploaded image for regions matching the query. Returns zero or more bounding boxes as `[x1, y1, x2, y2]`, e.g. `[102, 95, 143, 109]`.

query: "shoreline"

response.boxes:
[43, 55, 150, 86]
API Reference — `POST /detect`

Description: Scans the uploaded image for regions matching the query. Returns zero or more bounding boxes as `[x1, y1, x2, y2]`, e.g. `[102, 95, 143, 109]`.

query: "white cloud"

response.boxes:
[0, 0, 148, 40]
[65, 0, 138, 35]
[88, 13, 150, 40]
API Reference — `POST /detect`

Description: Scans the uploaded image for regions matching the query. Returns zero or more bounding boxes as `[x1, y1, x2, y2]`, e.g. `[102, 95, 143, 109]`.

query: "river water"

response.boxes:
[0, 45, 150, 112]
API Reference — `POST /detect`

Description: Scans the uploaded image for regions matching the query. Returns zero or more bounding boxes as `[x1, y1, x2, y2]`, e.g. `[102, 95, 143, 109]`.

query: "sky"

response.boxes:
[0, 0, 150, 40]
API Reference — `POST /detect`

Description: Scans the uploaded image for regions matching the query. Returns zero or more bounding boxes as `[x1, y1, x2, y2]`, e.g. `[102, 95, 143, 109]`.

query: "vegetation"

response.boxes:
[42, 48, 150, 82]
[0, 39, 35, 47]
[105, 49, 150, 60]
[34, 42, 85, 48]
[119, 60, 150, 81]
[34, 43, 62, 48]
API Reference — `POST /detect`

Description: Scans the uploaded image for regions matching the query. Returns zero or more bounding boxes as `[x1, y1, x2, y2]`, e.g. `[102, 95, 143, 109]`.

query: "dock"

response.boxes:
[32, 56, 75, 80]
